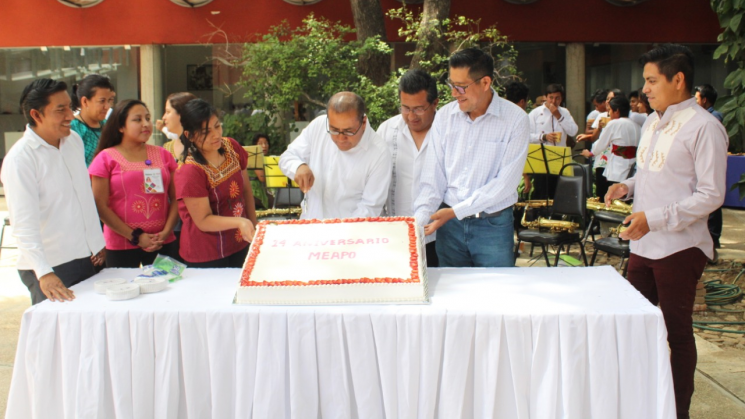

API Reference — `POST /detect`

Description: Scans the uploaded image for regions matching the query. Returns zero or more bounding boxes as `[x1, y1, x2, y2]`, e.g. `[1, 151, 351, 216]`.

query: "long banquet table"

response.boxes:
[6, 266, 675, 419]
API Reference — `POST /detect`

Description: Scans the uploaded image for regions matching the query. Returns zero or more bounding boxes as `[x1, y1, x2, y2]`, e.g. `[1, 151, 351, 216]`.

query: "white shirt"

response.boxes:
[414, 90, 529, 224]
[528, 104, 578, 147]
[586, 109, 600, 122]
[376, 114, 435, 243]
[1, 126, 105, 277]
[622, 98, 728, 259]
[629, 111, 648, 127]
[280, 115, 392, 219]
[590, 118, 640, 182]
[590, 111, 608, 129]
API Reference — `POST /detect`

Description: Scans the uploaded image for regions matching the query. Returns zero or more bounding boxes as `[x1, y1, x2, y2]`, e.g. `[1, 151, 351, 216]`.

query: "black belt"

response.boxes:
[441, 203, 512, 219]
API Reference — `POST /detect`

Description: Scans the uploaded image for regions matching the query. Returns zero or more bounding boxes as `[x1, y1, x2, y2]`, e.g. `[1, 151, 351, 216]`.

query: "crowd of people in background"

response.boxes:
[0, 43, 730, 419]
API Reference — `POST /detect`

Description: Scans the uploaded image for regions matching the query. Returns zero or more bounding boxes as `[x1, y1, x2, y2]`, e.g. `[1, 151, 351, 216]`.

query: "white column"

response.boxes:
[565, 43, 585, 129]
[140, 44, 164, 144]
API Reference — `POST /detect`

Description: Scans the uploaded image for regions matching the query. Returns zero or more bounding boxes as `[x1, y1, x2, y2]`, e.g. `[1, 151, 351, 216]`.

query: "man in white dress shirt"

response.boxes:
[527, 83, 578, 199]
[280, 92, 392, 219]
[1, 79, 106, 304]
[414, 48, 529, 267]
[528, 83, 578, 147]
[377, 69, 439, 266]
[606, 44, 728, 419]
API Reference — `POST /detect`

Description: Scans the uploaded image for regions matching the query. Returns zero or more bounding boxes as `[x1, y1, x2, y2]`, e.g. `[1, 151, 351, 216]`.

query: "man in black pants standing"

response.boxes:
[2, 79, 105, 304]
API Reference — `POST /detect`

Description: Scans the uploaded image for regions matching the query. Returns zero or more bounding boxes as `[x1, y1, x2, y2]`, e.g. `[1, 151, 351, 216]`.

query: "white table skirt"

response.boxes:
[6, 266, 675, 419]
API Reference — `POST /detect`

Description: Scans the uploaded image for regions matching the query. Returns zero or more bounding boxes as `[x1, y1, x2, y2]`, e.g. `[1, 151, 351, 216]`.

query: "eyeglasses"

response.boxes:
[446, 76, 486, 95]
[399, 103, 433, 116]
[326, 116, 365, 137]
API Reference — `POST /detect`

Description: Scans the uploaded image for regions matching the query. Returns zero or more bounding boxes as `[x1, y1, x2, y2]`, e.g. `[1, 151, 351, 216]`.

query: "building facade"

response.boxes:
[0, 0, 726, 151]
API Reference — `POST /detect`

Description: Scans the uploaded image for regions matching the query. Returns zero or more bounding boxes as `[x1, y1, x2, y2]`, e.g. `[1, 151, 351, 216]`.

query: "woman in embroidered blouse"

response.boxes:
[175, 99, 257, 268]
[159, 92, 196, 162]
[89, 99, 179, 268]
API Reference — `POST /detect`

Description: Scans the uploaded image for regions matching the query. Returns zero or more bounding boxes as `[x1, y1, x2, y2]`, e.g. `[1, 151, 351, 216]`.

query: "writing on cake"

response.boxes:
[272, 237, 391, 247]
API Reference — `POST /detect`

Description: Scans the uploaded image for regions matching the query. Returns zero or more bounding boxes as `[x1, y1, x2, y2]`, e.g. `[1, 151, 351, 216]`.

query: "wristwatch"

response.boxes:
[130, 228, 144, 246]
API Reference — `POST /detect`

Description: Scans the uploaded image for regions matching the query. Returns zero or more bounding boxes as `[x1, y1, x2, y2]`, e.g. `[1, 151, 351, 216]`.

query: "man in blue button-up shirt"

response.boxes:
[413, 48, 529, 267]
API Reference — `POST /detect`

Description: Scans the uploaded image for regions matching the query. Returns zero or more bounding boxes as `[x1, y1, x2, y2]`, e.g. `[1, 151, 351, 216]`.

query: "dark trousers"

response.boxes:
[531, 174, 558, 200]
[595, 167, 610, 199]
[105, 241, 180, 268]
[627, 247, 708, 419]
[186, 246, 249, 268]
[425, 240, 439, 268]
[18, 256, 97, 305]
[707, 207, 722, 248]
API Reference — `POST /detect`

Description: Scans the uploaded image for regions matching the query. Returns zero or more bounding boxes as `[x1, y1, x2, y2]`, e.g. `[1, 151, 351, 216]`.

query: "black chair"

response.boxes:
[590, 237, 630, 276]
[584, 161, 636, 244]
[274, 187, 304, 208]
[573, 163, 593, 199]
[584, 209, 626, 244]
[515, 163, 589, 267]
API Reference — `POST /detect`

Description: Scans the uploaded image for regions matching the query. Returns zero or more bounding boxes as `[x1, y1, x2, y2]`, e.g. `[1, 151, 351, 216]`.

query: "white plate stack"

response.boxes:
[105, 283, 141, 301]
[134, 277, 168, 294]
[94, 278, 127, 294]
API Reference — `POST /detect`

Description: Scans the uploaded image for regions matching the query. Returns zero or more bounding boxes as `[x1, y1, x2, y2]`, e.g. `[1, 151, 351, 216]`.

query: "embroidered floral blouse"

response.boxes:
[175, 137, 249, 263]
[88, 145, 178, 250]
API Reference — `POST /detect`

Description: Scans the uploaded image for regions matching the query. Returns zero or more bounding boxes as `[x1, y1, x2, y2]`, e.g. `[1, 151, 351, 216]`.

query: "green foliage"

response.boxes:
[234, 14, 392, 137]
[221, 111, 287, 154]
[228, 9, 519, 141]
[388, 6, 520, 107]
[712, 0, 745, 152]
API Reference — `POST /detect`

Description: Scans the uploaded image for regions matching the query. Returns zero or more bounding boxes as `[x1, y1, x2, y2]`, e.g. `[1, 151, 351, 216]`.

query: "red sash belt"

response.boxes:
[611, 145, 637, 159]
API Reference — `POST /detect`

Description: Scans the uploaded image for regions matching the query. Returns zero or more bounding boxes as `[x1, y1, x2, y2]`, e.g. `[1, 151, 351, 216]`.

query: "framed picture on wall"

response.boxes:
[186, 64, 213, 91]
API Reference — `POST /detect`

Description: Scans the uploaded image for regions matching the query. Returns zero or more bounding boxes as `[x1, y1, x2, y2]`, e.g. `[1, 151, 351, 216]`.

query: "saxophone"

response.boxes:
[521, 209, 580, 233]
[256, 207, 302, 218]
[608, 224, 631, 243]
[586, 197, 633, 214]
[515, 199, 553, 208]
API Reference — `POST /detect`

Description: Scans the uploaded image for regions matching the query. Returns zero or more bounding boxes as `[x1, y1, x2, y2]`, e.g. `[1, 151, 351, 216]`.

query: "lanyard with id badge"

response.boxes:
[143, 160, 165, 194]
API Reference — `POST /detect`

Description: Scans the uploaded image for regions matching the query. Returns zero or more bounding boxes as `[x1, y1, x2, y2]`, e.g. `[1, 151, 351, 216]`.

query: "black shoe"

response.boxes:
[708, 248, 719, 265]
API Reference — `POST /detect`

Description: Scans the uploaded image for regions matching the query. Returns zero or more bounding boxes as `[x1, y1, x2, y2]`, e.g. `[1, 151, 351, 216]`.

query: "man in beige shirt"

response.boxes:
[606, 44, 728, 419]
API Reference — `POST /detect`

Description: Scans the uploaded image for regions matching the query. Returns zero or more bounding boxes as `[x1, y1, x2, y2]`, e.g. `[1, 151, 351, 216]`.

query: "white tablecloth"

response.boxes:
[6, 266, 674, 419]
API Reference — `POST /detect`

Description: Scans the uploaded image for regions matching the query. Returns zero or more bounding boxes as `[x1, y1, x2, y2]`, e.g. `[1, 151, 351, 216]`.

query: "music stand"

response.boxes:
[242, 145, 264, 171]
[523, 144, 573, 203]
[263, 155, 302, 209]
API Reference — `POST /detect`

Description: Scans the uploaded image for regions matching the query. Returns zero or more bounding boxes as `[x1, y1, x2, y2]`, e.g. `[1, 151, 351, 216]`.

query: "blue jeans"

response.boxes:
[436, 208, 515, 267]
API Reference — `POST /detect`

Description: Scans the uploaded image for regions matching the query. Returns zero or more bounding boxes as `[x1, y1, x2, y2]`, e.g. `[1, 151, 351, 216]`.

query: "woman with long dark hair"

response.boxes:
[160, 92, 197, 162]
[175, 99, 257, 267]
[89, 99, 179, 267]
[70, 74, 116, 166]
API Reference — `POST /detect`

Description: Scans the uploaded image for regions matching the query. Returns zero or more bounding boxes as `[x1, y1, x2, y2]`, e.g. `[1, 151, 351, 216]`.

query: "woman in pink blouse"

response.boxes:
[175, 99, 257, 267]
[89, 99, 179, 267]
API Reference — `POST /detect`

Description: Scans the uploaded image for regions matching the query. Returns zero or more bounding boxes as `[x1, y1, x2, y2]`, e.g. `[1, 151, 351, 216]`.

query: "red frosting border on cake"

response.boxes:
[239, 217, 420, 287]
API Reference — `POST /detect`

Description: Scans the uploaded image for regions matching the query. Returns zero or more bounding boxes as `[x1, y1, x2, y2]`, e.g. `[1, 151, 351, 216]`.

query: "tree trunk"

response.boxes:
[410, 0, 451, 70]
[350, 0, 391, 86]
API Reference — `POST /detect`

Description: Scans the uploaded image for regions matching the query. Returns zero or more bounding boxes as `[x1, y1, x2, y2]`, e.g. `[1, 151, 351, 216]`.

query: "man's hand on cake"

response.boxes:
[425, 208, 456, 235]
[91, 248, 106, 266]
[295, 164, 315, 193]
[238, 218, 256, 242]
[39, 273, 75, 302]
